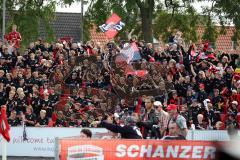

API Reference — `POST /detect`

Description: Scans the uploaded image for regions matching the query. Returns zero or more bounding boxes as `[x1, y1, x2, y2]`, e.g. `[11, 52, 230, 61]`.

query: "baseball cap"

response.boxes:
[232, 101, 238, 105]
[205, 99, 211, 103]
[154, 101, 162, 106]
[167, 104, 177, 111]
[125, 116, 137, 126]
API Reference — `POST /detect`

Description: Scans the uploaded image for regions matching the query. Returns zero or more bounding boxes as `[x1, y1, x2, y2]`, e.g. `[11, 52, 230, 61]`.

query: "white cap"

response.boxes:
[154, 101, 162, 106]
[123, 43, 130, 48]
[114, 113, 120, 118]
[205, 99, 211, 102]
[232, 101, 238, 105]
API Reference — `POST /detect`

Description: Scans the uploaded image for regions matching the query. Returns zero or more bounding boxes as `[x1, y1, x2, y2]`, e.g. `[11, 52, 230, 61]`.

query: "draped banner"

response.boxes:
[59, 139, 218, 160]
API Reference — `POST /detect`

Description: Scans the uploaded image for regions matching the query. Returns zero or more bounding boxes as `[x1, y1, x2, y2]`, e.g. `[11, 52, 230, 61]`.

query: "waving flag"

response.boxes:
[120, 42, 141, 64]
[99, 13, 125, 39]
[0, 106, 10, 142]
[126, 70, 149, 78]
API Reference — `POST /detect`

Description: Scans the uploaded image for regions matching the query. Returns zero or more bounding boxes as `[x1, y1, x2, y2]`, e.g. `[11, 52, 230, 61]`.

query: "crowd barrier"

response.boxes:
[0, 127, 238, 157]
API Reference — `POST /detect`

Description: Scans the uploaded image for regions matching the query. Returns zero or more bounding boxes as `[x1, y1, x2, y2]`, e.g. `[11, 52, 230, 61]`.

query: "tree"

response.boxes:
[154, 6, 201, 43]
[2, 0, 240, 46]
[82, 0, 214, 43]
[214, 0, 240, 41]
[0, 0, 56, 47]
[85, 0, 140, 41]
[135, 0, 154, 43]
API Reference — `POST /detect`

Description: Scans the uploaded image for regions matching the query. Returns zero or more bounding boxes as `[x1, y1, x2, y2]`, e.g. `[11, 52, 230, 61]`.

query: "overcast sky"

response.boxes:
[56, 1, 89, 13]
[56, 1, 210, 14]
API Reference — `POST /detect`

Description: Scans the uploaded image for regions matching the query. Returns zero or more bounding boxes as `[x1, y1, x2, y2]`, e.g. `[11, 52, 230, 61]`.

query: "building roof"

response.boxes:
[1, 12, 82, 42]
[197, 26, 240, 54]
[39, 12, 81, 42]
[89, 25, 109, 44]
[2, 11, 239, 53]
[89, 25, 240, 53]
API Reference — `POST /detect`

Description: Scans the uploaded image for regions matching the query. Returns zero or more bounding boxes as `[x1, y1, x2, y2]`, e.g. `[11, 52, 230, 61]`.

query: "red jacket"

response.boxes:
[5, 31, 22, 49]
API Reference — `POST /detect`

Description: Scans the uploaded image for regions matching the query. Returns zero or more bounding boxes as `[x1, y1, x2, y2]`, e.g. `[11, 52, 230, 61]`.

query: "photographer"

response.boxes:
[99, 115, 142, 139]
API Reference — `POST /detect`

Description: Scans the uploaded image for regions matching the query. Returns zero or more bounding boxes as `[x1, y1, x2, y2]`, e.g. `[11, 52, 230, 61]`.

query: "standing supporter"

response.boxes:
[55, 111, 66, 127]
[41, 92, 54, 118]
[154, 101, 169, 138]
[166, 104, 188, 138]
[8, 110, 20, 126]
[4, 24, 22, 50]
[24, 105, 36, 126]
[35, 110, 49, 127]
[162, 121, 186, 140]
[137, 96, 158, 139]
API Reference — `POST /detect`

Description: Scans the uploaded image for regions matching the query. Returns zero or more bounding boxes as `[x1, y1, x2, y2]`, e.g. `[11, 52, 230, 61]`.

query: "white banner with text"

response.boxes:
[0, 127, 108, 157]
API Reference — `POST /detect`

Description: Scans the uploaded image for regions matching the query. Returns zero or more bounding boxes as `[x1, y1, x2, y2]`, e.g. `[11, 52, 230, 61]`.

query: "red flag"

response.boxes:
[126, 70, 148, 78]
[99, 13, 125, 39]
[0, 106, 10, 142]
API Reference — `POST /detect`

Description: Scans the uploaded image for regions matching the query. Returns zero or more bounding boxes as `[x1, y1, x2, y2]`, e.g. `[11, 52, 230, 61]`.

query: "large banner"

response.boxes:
[0, 127, 232, 157]
[60, 139, 217, 160]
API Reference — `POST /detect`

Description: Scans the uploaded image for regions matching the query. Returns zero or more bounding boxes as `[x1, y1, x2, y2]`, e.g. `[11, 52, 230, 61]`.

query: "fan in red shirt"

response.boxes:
[4, 24, 22, 49]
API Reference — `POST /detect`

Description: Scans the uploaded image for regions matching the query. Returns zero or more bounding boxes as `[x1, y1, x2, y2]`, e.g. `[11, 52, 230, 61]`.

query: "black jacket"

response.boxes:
[162, 135, 186, 140]
[100, 121, 142, 139]
[137, 109, 158, 139]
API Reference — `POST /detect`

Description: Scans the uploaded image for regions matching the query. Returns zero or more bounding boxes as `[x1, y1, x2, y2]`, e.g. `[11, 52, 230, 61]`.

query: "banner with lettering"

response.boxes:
[99, 13, 125, 39]
[59, 139, 218, 160]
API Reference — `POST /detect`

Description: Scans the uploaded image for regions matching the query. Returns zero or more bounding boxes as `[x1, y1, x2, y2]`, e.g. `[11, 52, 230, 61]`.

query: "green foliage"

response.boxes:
[85, 0, 140, 41]
[85, 0, 240, 44]
[0, 0, 56, 48]
[202, 21, 218, 43]
[154, 6, 200, 43]
[1, 0, 240, 47]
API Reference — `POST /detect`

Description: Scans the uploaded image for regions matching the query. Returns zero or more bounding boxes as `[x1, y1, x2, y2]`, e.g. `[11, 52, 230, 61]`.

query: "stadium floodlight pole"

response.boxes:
[81, 0, 84, 43]
[2, 0, 6, 41]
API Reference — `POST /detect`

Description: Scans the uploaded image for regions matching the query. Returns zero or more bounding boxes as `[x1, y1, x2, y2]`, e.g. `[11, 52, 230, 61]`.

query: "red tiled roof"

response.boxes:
[89, 25, 240, 53]
[89, 26, 109, 44]
[197, 26, 240, 54]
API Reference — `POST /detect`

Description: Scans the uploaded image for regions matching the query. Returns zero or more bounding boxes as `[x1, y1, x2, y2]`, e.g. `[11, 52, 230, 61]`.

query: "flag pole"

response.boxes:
[2, 136, 7, 160]
[2, 0, 6, 41]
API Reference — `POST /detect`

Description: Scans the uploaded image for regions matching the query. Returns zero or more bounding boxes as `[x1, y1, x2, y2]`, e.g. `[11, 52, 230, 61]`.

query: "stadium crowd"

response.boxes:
[1, 25, 240, 139]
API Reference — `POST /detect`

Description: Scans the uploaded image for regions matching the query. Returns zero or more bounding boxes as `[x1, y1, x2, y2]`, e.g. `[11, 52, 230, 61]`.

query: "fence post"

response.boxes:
[54, 137, 60, 160]
[191, 130, 194, 140]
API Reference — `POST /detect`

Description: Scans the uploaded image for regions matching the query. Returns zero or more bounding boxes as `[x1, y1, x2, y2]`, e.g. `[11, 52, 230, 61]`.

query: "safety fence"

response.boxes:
[0, 127, 238, 157]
